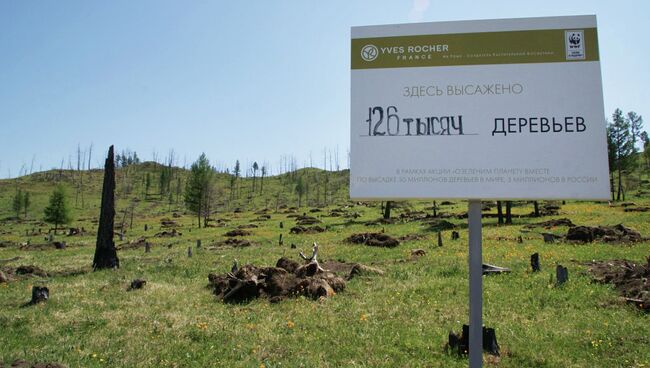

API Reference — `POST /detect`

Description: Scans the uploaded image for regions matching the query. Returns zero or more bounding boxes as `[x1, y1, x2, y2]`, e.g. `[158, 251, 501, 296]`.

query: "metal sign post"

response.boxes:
[468, 200, 483, 367]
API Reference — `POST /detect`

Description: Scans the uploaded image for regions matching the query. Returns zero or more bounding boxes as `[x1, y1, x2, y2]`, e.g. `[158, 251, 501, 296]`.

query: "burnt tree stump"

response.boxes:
[128, 279, 146, 291]
[531, 253, 540, 272]
[451, 231, 460, 240]
[437, 232, 443, 247]
[30, 286, 49, 304]
[92, 145, 120, 270]
[144, 242, 151, 253]
[448, 324, 500, 356]
[556, 264, 569, 285]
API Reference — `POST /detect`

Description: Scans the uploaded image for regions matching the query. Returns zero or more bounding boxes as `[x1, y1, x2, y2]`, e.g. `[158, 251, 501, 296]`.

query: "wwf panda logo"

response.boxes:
[569, 33, 581, 46]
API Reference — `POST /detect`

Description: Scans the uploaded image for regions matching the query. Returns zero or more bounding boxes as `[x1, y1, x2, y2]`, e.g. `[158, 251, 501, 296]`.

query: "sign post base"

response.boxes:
[468, 200, 483, 368]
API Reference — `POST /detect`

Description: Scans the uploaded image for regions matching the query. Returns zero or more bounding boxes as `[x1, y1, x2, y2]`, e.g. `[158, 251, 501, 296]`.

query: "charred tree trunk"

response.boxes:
[505, 201, 512, 224]
[93, 145, 120, 270]
[533, 201, 540, 217]
[383, 201, 392, 219]
[616, 167, 622, 201]
[496, 201, 503, 225]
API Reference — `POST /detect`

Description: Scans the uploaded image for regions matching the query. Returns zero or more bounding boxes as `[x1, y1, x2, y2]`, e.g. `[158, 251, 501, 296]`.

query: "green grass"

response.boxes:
[0, 166, 649, 367]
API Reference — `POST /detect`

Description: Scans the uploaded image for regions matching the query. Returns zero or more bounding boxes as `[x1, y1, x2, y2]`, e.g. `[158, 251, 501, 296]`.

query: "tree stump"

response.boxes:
[187, 246, 193, 258]
[144, 224, 148, 232]
[196, 239, 201, 249]
[531, 253, 540, 272]
[30, 286, 49, 304]
[556, 265, 569, 285]
[144, 242, 151, 253]
[128, 279, 146, 291]
[278, 233, 283, 246]
[451, 231, 459, 240]
[542, 233, 555, 243]
[437, 232, 443, 247]
[448, 324, 500, 356]
[279, 222, 283, 229]
[517, 235, 523, 244]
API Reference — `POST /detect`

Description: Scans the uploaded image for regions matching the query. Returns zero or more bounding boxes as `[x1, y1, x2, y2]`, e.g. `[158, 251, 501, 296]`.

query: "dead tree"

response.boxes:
[92, 145, 120, 270]
[496, 201, 503, 224]
[505, 201, 512, 224]
[383, 201, 392, 219]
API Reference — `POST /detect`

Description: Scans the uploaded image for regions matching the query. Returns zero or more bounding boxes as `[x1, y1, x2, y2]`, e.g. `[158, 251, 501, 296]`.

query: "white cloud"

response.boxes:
[408, 0, 430, 22]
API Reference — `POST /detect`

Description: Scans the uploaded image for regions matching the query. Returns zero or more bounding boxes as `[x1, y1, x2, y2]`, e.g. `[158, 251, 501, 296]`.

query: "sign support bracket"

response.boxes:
[468, 199, 483, 368]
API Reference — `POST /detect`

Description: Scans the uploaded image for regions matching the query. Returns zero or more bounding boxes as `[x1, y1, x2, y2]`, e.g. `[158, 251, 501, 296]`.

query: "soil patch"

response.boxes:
[117, 237, 149, 250]
[290, 226, 326, 234]
[237, 224, 259, 229]
[160, 219, 178, 227]
[424, 219, 456, 231]
[224, 229, 252, 237]
[566, 224, 642, 243]
[586, 257, 649, 312]
[1, 265, 49, 281]
[295, 216, 321, 225]
[212, 238, 256, 248]
[155, 229, 182, 237]
[345, 233, 400, 248]
[19, 243, 66, 251]
[624, 207, 650, 212]
[525, 218, 575, 228]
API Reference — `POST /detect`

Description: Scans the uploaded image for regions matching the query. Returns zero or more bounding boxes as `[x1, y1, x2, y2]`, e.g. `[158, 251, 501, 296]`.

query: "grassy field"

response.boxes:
[0, 165, 649, 367]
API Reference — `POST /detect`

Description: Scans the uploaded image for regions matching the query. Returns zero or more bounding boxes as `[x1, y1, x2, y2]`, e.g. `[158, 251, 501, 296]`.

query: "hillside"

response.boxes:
[0, 164, 649, 367]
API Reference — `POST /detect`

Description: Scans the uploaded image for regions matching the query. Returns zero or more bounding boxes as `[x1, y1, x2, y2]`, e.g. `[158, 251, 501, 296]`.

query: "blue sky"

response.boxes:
[1, 0, 648, 178]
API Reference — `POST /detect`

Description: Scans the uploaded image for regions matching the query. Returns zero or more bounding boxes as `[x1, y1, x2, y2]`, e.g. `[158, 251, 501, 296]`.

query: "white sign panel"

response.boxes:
[350, 15, 609, 200]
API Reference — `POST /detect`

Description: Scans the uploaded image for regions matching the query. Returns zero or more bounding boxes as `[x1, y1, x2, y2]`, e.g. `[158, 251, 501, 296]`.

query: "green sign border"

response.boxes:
[352, 28, 599, 69]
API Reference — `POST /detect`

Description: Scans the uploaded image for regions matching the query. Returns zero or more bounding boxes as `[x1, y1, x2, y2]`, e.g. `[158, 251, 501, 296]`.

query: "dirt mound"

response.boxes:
[399, 211, 427, 221]
[290, 226, 326, 234]
[237, 224, 259, 229]
[66, 227, 86, 236]
[1, 265, 48, 281]
[624, 207, 650, 212]
[117, 237, 148, 250]
[224, 229, 251, 237]
[587, 257, 649, 312]
[208, 259, 347, 303]
[566, 224, 642, 243]
[19, 243, 64, 251]
[295, 216, 321, 225]
[214, 238, 256, 248]
[154, 229, 182, 237]
[424, 219, 456, 231]
[525, 218, 575, 228]
[160, 219, 178, 227]
[345, 233, 400, 248]
[0, 359, 66, 368]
